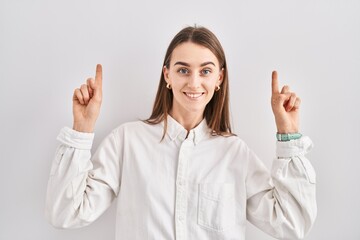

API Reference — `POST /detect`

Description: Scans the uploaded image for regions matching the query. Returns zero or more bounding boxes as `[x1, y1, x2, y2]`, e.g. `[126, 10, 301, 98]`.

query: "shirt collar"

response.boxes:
[165, 115, 210, 145]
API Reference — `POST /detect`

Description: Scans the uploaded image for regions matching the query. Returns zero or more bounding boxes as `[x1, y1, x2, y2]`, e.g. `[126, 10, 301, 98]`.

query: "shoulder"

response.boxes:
[210, 134, 251, 152]
[111, 120, 162, 139]
[112, 120, 154, 132]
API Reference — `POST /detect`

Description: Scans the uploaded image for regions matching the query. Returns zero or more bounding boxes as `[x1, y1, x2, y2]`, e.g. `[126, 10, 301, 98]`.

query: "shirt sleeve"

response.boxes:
[245, 136, 316, 240]
[45, 126, 123, 229]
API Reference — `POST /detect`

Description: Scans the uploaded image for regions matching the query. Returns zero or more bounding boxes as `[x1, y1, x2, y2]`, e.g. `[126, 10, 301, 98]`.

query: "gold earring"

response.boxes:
[166, 83, 172, 89]
[215, 85, 221, 91]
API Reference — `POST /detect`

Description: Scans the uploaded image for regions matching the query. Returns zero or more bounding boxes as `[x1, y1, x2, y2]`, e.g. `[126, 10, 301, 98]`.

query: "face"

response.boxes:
[163, 42, 224, 116]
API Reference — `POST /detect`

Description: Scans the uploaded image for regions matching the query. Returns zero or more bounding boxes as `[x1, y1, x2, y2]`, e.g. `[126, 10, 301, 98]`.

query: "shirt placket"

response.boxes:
[175, 136, 192, 240]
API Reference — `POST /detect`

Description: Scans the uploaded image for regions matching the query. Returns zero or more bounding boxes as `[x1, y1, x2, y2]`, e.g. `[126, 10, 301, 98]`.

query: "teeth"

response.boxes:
[185, 93, 203, 98]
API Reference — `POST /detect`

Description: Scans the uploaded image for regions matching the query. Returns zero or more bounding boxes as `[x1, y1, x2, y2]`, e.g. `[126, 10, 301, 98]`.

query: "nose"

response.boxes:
[187, 73, 201, 89]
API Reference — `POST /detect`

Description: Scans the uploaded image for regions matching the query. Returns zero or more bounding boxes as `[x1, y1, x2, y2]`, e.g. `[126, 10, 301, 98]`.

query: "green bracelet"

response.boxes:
[276, 132, 302, 141]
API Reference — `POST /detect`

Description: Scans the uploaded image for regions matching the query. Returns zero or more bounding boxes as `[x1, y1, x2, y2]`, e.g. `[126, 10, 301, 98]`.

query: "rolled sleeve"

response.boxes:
[247, 136, 317, 239]
[56, 127, 95, 150]
[276, 136, 314, 158]
[274, 136, 316, 185]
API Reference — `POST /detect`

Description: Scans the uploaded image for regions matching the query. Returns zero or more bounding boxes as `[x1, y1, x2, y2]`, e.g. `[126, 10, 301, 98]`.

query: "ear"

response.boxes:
[163, 66, 171, 84]
[217, 68, 224, 86]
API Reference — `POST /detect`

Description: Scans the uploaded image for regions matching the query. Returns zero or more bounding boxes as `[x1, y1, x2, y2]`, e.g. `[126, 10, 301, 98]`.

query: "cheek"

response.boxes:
[171, 77, 188, 89]
[204, 78, 218, 91]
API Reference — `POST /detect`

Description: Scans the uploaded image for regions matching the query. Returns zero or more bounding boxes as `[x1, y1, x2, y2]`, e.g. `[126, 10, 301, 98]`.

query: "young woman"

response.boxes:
[46, 26, 316, 239]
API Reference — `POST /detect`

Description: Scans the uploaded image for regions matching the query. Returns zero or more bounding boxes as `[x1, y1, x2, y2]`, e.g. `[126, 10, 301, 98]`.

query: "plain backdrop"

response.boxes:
[1, 0, 359, 239]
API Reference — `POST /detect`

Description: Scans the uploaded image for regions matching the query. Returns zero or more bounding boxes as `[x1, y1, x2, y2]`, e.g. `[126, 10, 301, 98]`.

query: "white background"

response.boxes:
[1, 0, 359, 239]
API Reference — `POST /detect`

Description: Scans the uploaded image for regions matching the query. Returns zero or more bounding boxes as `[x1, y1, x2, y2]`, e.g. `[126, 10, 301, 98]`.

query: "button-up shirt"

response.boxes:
[45, 116, 316, 239]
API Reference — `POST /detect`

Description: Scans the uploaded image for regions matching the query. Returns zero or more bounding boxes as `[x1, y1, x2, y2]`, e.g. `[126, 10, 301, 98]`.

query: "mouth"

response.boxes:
[183, 92, 205, 99]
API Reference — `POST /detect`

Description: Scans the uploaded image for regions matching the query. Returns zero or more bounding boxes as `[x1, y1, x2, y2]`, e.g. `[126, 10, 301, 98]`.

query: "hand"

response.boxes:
[271, 71, 300, 134]
[72, 64, 103, 133]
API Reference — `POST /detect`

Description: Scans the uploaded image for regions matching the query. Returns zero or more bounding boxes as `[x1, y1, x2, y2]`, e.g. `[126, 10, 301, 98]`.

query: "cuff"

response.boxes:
[276, 136, 314, 158]
[56, 127, 95, 150]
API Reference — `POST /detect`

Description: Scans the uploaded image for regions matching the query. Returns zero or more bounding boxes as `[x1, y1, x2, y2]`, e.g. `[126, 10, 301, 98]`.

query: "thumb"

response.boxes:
[88, 78, 96, 90]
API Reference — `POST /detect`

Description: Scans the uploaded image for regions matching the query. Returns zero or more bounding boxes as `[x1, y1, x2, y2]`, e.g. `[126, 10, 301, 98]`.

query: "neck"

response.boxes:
[169, 109, 204, 132]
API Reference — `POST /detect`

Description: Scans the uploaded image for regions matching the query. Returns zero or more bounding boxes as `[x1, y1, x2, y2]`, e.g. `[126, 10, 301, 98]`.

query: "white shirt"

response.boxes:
[45, 116, 317, 240]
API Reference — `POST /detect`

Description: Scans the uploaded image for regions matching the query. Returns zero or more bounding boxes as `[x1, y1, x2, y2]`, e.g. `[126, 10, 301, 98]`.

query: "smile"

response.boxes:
[184, 92, 204, 99]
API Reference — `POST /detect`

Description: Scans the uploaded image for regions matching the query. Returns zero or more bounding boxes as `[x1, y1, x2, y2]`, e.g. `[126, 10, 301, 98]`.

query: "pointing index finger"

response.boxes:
[272, 70, 279, 94]
[95, 64, 103, 87]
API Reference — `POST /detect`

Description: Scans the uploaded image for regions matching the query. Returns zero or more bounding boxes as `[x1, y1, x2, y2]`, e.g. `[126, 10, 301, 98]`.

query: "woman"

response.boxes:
[45, 26, 316, 239]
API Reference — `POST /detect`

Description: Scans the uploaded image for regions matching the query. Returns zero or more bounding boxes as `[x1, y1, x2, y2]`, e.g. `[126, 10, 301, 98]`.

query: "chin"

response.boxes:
[184, 105, 206, 114]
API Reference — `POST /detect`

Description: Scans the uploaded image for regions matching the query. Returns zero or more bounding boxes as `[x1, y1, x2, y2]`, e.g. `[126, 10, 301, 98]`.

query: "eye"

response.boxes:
[178, 68, 189, 74]
[201, 69, 212, 75]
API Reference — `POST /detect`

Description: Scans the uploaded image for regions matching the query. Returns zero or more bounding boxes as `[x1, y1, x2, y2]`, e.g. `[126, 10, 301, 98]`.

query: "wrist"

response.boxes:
[73, 122, 95, 133]
[276, 127, 299, 134]
[274, 118, 299, 134]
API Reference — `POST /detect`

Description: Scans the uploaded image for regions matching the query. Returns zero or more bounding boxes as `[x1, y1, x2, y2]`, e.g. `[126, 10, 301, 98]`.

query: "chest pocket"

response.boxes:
[198, 182, 236, 232]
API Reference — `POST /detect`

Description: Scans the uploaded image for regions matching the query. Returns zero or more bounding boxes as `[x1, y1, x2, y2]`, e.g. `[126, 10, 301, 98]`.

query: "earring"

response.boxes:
[166, 83, 172, 89]
[215, 85, 221, 91]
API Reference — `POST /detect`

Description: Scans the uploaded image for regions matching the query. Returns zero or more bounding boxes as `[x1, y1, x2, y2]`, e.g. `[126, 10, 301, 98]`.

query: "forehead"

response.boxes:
[171, 42, 219, 66]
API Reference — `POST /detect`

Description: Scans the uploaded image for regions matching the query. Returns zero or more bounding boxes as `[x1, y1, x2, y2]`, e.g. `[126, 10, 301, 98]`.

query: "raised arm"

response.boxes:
[45, 65, 122, 228]
[246, 71, 316, 239]
[73, 64, 103, 133]
[271, 70, 301, 134]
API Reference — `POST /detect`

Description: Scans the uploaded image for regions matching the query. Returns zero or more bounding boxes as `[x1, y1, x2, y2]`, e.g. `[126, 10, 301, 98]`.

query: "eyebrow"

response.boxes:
[174, 61, 216, 67]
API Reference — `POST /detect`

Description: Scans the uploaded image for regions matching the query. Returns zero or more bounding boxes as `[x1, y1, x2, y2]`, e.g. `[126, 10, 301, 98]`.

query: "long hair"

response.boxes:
[145, 26, 233, 140]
